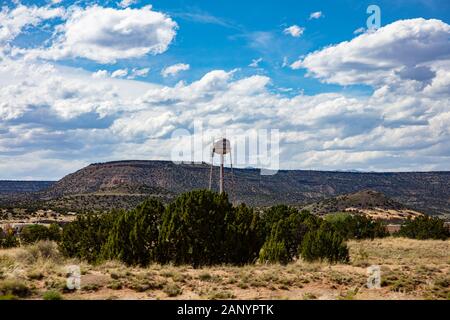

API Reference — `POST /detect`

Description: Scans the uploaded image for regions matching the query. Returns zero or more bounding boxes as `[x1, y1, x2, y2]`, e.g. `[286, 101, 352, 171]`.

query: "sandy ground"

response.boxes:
[0, 238, 449, 300]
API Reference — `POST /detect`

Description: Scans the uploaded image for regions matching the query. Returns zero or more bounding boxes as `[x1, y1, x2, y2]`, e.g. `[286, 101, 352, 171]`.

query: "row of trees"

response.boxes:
[3, 190, 448, 265]
[59, 190, 396, 267]
[0, 224, 61, 248]
[396, 215, 449, 240]
[325, 213, 388, 240]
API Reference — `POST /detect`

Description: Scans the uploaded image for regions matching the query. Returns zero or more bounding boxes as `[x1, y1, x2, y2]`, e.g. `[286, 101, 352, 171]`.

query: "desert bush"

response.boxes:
[0, 279, 31, 298]
[157, 190, 234, 266]
[17, 241, 62, 264]
[43, 290, 63, 300]
[326, 213, 388, 240]
[20, 224, 61, 244]
[0, 227, 19, 248]
[102, 198, 165, 266]
[163, 283, 183, 297]
[300, 223, 349, 263]
[27, 270, 44, 280]
[396, 215, 449, 240]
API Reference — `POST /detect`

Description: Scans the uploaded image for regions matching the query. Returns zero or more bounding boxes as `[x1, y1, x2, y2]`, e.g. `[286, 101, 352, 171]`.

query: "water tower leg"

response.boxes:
[220, 154, 224, 193]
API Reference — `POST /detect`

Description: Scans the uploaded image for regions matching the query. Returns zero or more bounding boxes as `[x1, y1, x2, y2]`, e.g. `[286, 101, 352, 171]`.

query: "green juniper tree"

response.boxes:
[397, 215, 449, 240]
[300, 222, 349, 263]
[157, 190, 234, 266]
[102, 198, 165, 266]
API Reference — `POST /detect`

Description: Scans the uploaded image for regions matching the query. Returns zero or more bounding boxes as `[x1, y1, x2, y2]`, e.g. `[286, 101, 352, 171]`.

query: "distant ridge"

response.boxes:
[26, 160, 450, 217]
[0, 181, 54, 194]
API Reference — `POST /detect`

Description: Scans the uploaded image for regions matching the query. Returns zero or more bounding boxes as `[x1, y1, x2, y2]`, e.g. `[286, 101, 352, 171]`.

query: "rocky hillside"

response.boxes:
[34, 160, 450, 217]
[302, 190, 424, 221]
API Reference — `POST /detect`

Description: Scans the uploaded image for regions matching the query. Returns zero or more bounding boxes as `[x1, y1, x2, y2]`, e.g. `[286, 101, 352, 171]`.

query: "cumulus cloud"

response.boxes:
[92, 70, 109, 79]
[309, 11, 323, 20]
[1, 55, 450, 177]
[291, 18, 450, 87]
[111, 68, 128, 78]
[118, 0, 137, 8]
[26, 5, 177, 63]
[0, 4, 64, 43]
[161, 63, 190, 77]
[128, 67, 150, 79]
[1, 7, 450, 178]
[283, 25, 304, 37]
[91, 67, 149, 79]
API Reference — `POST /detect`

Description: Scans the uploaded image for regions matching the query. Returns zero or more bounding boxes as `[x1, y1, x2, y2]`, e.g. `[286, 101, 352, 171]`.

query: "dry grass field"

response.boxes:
[0, 238, 449, 300]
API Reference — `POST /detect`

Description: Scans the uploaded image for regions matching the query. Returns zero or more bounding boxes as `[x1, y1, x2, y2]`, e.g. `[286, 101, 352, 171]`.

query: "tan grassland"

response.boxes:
[0, 238, 449, 300]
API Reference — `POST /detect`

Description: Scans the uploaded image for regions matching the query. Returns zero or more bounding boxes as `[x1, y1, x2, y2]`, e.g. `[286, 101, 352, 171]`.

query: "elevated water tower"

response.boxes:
[209, 138, 232, 194]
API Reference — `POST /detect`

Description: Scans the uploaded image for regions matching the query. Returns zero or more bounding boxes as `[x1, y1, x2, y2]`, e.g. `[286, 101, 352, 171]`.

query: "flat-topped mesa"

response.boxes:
[30, 160, 450, 216]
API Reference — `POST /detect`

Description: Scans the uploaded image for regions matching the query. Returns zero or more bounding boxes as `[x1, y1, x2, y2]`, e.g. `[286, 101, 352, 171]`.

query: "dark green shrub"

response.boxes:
[326, 213, 388, 240]
[258, 222, 290, 264]
[48, 224, 62, 242]
[20, 224, 61, 244]
[258, 209, 313, 264]
[396, 215, 449, 240]
[300, 223, 349, 263]
[225, 204, 264, 265]
[102, 198, 165, 266]
[157, 190, 234, 266]
[59, 210, 119, 263]
[260, 205, 298, 236]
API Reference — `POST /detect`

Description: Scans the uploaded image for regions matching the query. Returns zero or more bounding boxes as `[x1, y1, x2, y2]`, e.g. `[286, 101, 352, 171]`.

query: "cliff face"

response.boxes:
[37, 160, 450, 216]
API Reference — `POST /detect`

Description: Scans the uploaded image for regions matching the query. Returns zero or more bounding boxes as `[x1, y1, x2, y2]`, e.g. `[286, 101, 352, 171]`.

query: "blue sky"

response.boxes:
[14, 0, 450, 93]
[0, 0, 450, 179]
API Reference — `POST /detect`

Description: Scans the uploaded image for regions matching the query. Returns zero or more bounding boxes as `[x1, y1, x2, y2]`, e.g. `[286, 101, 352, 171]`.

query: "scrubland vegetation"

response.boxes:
[0, 189, 449, 300]
[0, 238, 448, 300]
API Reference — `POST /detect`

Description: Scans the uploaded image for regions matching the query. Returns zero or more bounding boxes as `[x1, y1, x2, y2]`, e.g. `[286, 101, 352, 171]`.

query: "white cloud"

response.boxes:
[92, 69, 109, 79]
[118, 0, 137, 8]
[128, 67, 150, 79]
[289, 59, 302, 70]
[111, 110, 176, 139]
[0, 4, 64, 43]
[91, 67, 149, 79]
[1, 10, 450, 178]
[292, 18, 450, 87]
[0, 151, 88, 180]
[26, 5, 177, 64]
[309, 11, 323, 20]
[111, 68, 128, 78]
[249, 57, 263, 68]
[283, 25, 304, 38]
[161, 63, 190, 77]
[1, 56, 450, 177]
